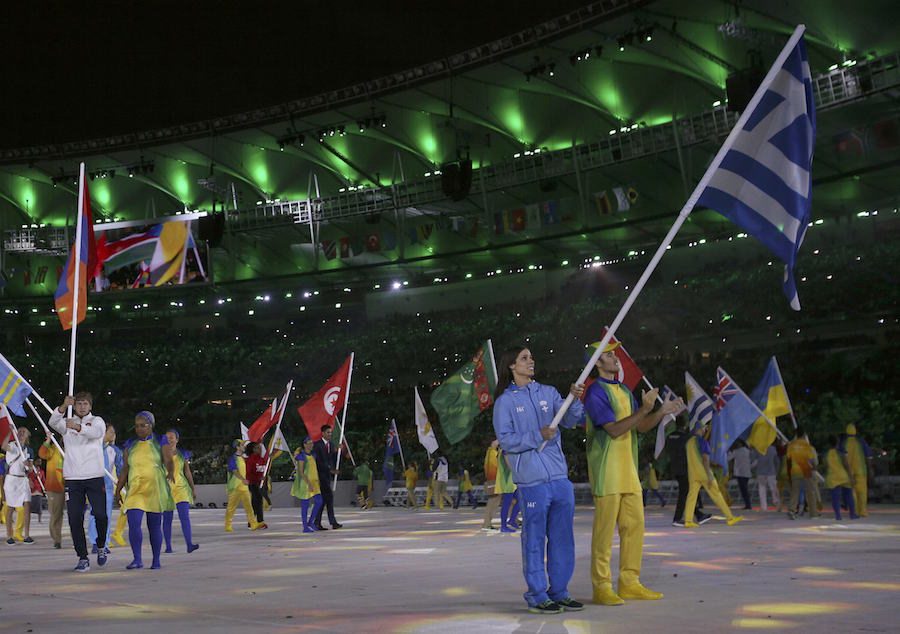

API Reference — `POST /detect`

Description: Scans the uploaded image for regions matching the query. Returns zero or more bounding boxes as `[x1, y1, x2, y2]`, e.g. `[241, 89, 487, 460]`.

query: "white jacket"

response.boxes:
[48, 409, 107, 480]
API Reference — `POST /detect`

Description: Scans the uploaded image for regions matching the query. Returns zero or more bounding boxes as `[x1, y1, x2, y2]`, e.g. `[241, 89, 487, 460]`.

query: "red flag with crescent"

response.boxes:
[297, 356, 352, 441]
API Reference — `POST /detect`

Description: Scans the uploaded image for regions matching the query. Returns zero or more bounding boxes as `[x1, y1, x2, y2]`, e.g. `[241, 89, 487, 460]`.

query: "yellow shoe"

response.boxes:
[592, 585, 625, 606]
[683, 521, 699, 528]
[618, 582, 663, 601]
[111, 533, 127, 547]
[225, 526, 234, 533]
[727, 515, 744, 526]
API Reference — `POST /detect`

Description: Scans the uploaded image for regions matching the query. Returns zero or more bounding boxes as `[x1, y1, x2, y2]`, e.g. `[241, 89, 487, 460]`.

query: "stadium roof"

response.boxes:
[2, 0, 899, 292]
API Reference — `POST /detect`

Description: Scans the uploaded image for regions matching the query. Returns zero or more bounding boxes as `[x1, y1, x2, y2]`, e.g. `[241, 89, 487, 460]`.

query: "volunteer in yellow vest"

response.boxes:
[496, 448, 519, 532]
[785, 427, 819, 519]
[161, 429, 199, 553]
[825, 434, 858, 520]
[38, 435, 65, 548]
[481, 440, 501, 530]
[291, 437, 323, 533]
[404, 462, 418, 509]
[224, 439, 261, 532]
[840, 423, 872, 517]
[584, 340, 685, 606]
[642, 461, 666, 507]
[683, 421, 744, 528]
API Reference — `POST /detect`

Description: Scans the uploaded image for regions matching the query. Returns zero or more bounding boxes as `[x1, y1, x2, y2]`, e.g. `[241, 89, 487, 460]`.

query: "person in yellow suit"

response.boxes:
[224, 439, 261, 532]
[404, 462, 418, 509]
[841, 423, 872, 517]
[495, 449, 518, 532]
[291, 437, 323, 533]
[38, 436, 65, 549]
[825, 434, 858, 520]
[583, 341, 685, 606]
[785, 427, 819, 519]
[683, 421, 744, 528]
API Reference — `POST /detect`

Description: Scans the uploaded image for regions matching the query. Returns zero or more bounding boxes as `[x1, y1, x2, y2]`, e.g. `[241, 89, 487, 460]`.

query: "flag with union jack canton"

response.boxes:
[710, 367, 763, 473]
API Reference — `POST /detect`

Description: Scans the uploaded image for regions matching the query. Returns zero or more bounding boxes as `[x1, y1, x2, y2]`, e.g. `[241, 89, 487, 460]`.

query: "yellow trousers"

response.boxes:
[851, 477, 868, 516]
[592, 493, 644, 590]
[684, 479, 734, 522]
[6, 506, 25, 540]
[424, 481, 434, 509]
[225, 489, 258, 529]
[0, 501, 6, 524]
[112, 509, 128, 539]
[406, 487, 417, 508]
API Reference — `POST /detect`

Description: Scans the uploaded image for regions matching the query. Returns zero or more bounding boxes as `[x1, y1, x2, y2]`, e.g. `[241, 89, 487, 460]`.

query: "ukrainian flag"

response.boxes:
[0, 357, 33, 418]
[746, 357, 792, 453]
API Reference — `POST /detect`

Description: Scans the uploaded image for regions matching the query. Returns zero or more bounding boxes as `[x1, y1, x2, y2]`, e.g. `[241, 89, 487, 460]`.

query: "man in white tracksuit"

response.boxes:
[48, 392, 108, 572]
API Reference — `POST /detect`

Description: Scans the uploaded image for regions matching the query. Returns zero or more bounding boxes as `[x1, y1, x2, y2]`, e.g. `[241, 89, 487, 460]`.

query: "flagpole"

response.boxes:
[772, 356, 798, 429]
[543, 25, 809, 440]
[177, 220, 192, 284]
[25, 398, 65, 457]
[64, 162, 87, 418]
[334, 352, 354, 490]
[721, 368, 789, 442]
[262, 380, 292, 479]
[393, 419, 406, 470]
[2, 405, 44, 493]
[485, 338, 499, 384]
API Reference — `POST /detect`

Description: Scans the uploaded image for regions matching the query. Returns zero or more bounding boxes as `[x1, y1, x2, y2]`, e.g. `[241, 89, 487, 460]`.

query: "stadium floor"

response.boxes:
[2, 504, 898, 633]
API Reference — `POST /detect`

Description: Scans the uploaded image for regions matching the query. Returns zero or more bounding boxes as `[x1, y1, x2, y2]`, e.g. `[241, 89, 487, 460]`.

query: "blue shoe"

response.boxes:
[97, 549, 108, 567]
[164, 547, 174, 554]
[187, 544, 200, 553]
[74, 558, 91, 573]
[150, 561, 161, 570]
[126, 560, 144, 570]
[91, 544, 99, 554]
[500, 526, 517, 533]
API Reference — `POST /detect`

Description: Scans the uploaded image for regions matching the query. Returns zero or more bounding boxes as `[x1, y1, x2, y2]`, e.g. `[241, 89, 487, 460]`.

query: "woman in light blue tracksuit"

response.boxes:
[492, 345, 586, 615]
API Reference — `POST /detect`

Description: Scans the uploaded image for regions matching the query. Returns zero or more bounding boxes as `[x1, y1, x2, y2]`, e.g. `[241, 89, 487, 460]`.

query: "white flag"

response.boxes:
[612, 186, 630, 212]
[239, 423, 249, 441]
[414, 386, 439, 455]
[271, 425, 290, 453]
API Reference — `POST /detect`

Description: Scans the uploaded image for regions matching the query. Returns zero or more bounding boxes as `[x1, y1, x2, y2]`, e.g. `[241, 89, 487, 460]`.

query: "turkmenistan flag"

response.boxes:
[430, 340, 497, 445]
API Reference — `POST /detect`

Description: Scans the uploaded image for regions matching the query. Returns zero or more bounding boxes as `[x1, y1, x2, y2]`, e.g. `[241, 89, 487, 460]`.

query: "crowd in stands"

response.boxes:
[2, 226, 896, 485]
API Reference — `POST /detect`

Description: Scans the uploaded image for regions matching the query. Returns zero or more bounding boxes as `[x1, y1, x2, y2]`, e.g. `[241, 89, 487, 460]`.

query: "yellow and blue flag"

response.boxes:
[0, 356, 33, 417]
[746, 357, 792, 453]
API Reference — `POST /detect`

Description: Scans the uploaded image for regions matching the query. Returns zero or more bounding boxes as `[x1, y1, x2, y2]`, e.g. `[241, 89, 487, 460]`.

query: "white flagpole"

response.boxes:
[65, 163, 87, 418]
[262, 380, 292, 479]
[392, 419, 406, 471]
[485, 339, 499, 385]
[177, 220, 192, 284]
[333, 352, 354, 489]
[720, 367, 789, 442]
[543, 25, 808, 440]
[772, 356, 798, 429]
[2, 404, 44, 493]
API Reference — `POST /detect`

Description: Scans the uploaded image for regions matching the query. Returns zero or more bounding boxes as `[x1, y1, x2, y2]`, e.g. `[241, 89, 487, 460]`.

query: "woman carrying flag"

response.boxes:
[162, 429, 199, 554]
[291, 437, 322, 533]
[114, 411, 175, 570]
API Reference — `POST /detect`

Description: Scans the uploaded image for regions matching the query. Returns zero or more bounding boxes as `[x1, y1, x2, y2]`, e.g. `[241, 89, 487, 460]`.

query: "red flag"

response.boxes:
[583, 328, 645, 398]
[246, 398, 278, 442]
[54, 176, 97, 330]
[0, 404, 13, 444]
[298, 356, 352, 441]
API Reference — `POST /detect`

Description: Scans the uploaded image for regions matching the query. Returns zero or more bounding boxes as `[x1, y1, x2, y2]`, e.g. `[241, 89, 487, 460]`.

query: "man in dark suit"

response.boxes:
[665, 418, 711, 527]
[313, 425, 342, 529]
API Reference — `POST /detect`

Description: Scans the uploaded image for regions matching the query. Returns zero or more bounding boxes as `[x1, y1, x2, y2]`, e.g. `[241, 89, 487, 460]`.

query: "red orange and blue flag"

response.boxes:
[54, 177, 97, 330]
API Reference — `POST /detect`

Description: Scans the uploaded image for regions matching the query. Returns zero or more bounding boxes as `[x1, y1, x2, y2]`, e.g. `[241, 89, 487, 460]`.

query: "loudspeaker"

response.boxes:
[198, 212, 225, 247]
[726, 66, 765, 113]
[441, 159, 473, 201]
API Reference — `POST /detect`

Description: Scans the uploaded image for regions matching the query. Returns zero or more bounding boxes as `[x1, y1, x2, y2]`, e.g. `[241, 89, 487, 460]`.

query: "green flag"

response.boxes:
[430, 340, 497, 445]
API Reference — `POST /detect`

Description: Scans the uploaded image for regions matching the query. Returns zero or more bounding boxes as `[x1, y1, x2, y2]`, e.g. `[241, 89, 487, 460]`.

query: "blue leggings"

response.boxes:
[501, 493, 519, 528]
[87, 486, 114, 547]
[830, 487, 856, 520]
[127, 509, 163, 568]
[163, 502, 197, 552]
[301, 495, 323, 530]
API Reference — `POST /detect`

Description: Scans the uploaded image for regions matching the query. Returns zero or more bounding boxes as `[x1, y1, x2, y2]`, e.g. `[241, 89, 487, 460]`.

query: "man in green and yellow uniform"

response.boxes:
[840, 423, 872, 517]
[583, 340, 684, 606]
[683, 422, 744, 527]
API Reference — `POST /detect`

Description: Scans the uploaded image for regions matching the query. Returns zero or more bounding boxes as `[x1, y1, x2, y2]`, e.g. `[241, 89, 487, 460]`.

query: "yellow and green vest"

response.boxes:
[585, 381, 642, 497]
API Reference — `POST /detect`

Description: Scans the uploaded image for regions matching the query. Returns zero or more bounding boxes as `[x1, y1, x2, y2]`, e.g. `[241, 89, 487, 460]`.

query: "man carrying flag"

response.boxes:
[583, 340, 684, 606]
[312, 425, 342, 530]
[431, 340, 497, 445]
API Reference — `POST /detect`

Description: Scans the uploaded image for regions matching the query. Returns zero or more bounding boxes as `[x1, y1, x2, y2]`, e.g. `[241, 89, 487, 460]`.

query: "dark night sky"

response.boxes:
[1, 1, 591, 148]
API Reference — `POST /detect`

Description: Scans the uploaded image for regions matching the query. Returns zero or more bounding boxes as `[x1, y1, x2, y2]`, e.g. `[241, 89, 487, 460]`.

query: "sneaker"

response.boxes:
[528, 600, 563, 615]
[91, 544, 99, 554]
[697, 513, 713, 525]
[5, 538, 15, 545]
[556, 597, 585, 611]
[481, 526, 499, 531]
[672, 520, 685, 527]
[683, 521, 699, 528]
[187, 544, 200, 553]
[97, 549, 108, 567]
[23, 537, 34, 544]
[331, 523, 343, 529]
[54, 543, 62, 549]
[726, 515, 744, 526]
[74, 558, 91, 573]
[126, 560, 144, 570]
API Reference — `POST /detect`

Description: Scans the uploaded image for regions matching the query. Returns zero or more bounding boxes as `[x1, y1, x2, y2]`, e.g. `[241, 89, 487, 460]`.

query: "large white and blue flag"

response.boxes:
[698, 33, 816, 310]
[685, 371, 714, 431]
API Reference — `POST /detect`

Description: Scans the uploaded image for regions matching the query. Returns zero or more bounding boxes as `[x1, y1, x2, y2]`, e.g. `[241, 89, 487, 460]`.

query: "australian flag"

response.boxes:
[385, 419, 401, 459]
[698, 30, 815, 310]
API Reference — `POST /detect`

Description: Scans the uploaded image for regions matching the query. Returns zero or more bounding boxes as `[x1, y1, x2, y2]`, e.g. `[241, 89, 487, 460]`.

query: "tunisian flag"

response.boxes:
[298, 356, 352, 441]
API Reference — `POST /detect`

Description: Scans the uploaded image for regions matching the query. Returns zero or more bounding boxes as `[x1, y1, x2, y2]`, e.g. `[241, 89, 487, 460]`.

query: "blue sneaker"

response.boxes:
[74, 558, 91, 573]
[91, 544, 99, 554]
[97, 549, 108, 567]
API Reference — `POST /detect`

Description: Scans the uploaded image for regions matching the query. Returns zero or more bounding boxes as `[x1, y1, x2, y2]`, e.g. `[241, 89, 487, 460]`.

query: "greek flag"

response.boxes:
[685, 371, 714, 431]
[697, 32, 815, 310]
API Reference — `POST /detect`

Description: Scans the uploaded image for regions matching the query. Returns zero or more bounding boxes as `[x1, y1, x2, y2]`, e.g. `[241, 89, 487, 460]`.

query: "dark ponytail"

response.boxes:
[494, 345, 527, 401]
